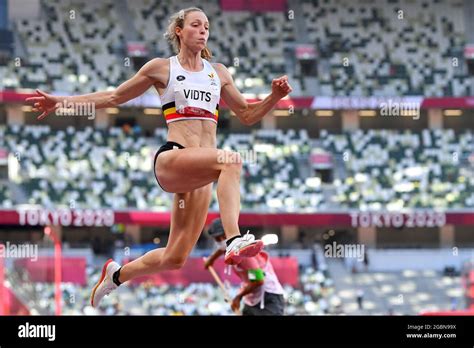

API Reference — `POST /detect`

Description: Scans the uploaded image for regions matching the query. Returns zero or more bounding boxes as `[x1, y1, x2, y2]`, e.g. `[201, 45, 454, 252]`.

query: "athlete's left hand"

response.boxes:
[231, 295, 241, 312]
[271, 75, 292, 100]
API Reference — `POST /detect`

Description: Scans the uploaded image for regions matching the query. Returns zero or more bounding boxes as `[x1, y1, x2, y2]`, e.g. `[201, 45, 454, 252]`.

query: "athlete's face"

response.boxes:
[178, 11, 209, 51]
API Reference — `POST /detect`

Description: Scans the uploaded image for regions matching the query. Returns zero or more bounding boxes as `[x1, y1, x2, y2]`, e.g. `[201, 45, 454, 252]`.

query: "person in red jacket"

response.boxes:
[204, 218, 285, 315]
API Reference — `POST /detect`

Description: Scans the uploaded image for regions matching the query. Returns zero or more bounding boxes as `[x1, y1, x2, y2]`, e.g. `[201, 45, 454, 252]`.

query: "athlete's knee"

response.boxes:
[163, 253, 187, 270]
[217, 150, 242, 171]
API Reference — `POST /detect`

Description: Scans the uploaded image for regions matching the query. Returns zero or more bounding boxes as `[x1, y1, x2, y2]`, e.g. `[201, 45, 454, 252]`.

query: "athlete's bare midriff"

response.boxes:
[153, 57, 221, 149]
[166, 120, 217, 148]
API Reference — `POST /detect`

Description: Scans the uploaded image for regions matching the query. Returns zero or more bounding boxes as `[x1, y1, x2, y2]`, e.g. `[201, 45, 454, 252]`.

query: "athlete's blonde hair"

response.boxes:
[164, 7, 212, 61]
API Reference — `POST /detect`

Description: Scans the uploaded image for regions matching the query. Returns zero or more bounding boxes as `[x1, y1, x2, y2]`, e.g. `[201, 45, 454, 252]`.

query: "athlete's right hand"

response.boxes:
[203, 257, 213, 269]
[231, 295, 242, 312]
[204, 258, 212, 269]
[25, 89, 60, 120]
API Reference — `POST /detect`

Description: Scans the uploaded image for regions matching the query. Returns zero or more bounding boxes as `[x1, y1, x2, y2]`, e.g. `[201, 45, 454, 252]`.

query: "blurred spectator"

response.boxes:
[363, 250, 369, 272]
[205, 218, 286, 316]
[356, 289, 364, 310]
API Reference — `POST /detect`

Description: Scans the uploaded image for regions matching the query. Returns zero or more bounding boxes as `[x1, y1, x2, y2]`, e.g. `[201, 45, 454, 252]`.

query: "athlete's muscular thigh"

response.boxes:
[155, 147, 235, 193]
[165, 183, 213, 258]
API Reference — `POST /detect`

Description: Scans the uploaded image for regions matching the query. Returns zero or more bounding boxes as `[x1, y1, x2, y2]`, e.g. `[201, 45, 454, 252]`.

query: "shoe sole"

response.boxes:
[90, 258, 113, 307]
[224, 240, 264, 265]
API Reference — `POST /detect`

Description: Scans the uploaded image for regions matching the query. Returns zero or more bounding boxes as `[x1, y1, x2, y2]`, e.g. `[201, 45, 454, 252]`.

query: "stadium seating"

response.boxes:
[1, 125, 472, 211]
[321, 128, 474, 209]
[0, 0, 295, 94]
[301, 0, 471, 96]
[4, 253, 462, 315]
[13, 260, 461, 315]
[0, 0, 470, 96]
[0, 125, 318, 211]
[0, 183, 12, 208]
[20, 265, 337, 315]
[128, 0, 294, 93]
[1, 0, 126, 93]
[328, 263, 463, 315]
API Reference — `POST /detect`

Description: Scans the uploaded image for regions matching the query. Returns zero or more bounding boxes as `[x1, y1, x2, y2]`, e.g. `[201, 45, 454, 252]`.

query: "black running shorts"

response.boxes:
[153, 141, 185, 191]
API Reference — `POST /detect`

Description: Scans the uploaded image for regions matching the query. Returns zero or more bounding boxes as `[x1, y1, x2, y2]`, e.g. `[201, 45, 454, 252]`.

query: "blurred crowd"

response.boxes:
[24, 265, 339, 316]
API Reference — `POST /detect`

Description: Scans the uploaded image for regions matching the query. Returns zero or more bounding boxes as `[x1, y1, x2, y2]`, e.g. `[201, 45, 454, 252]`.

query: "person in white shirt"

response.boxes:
[205, 218, 286, 315]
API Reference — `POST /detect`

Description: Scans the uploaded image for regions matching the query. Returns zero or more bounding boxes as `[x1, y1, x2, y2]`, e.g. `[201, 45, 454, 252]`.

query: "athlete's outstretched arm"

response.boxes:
[214, 63, 292, 126]
[26, 58, 167, 120]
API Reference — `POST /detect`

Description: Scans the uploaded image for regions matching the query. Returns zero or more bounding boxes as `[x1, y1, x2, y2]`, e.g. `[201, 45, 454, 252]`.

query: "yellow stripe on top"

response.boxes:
[162, 101, 219, 123]
[163, 107, 177, 117]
